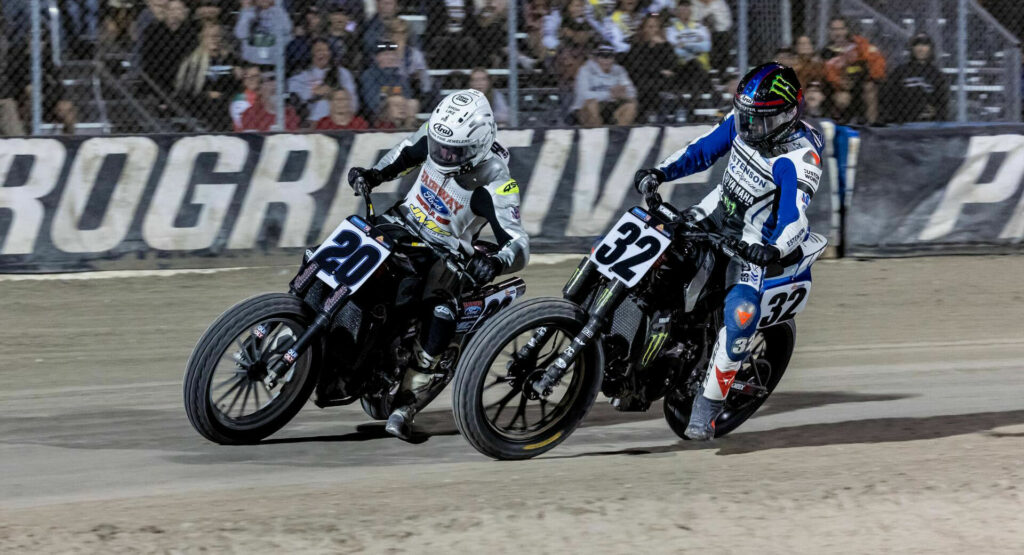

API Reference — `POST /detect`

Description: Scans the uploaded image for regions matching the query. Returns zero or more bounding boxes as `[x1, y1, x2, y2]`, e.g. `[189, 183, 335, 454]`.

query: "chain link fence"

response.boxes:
[8, 0, 1023, 136]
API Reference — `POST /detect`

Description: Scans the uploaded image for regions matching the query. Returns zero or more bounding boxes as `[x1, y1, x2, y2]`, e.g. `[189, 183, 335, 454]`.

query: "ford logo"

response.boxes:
[419, 185, 450, 216]
[452, 94, 472, 106]
[464, 305, 482, 317]
[432, 123, 453, 137]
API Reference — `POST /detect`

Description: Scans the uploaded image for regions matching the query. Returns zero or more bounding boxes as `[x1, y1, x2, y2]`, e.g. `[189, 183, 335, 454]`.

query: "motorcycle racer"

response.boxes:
[633, 62, 824, 440]
[348, 89, 530, 440]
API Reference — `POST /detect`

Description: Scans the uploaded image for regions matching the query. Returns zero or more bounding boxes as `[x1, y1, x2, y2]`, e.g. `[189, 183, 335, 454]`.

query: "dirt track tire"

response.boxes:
[452, 297, 602, 460]
[664, 322, 795, 440]
[183, 293, 320, 445]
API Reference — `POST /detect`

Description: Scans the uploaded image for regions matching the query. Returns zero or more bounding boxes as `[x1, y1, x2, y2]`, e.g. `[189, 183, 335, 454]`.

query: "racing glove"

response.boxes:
[633, 168, 665, 196]
[466, 253, 503, 285]
[348, 167, 383, 192]
[741, 242, 781, 266]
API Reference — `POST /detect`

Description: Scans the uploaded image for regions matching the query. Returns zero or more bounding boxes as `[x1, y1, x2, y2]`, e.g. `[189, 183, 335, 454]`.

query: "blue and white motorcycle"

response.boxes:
[451, 192, 826, 460]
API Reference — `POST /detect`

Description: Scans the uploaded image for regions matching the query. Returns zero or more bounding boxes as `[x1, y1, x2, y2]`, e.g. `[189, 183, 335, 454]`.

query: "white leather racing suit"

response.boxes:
[373, 124, 530, 273]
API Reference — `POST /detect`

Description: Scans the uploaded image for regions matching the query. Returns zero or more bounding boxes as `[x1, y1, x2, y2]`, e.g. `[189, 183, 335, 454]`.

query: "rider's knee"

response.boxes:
[722, 285, 760, 361]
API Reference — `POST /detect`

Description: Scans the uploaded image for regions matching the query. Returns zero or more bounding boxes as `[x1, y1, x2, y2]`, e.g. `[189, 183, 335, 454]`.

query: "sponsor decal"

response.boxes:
[418, 171, 465, 214]
[451, 93, 473, 106]
[410, 206, 452, 236]
[510, 206, 520, 221]
[463, 303, 483, 317]
[497, 179, 520, 195]
[432, 123, 454, 138]
[715, 366, 738, 396]
[419, 185, 451, 217]
[769, 75, 797, 103]
[803, 149, 821, 167]
[734, 301, 755, 328]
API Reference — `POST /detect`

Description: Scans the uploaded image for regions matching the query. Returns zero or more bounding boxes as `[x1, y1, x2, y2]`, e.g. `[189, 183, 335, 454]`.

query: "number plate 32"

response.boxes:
[591, 208, 672, 288]
[312, 216, 392, 291]
[758, 281, 811, 328]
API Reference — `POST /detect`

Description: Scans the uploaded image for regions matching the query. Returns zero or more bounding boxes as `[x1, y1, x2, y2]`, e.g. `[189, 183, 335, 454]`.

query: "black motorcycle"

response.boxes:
[451, 192, 826, 459]
[184, 179, 525, 444]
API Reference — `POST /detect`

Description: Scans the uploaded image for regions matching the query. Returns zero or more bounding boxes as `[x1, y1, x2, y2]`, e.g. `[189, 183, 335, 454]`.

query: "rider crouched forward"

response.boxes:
[348, 89, 529, 441]
[634, 62, 824, 440]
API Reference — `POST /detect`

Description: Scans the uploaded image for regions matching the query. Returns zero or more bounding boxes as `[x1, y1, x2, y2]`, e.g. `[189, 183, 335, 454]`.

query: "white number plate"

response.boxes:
[311, 216, 392, 291]
[590, 208, 672, 288]
[758, 281, 811, 328]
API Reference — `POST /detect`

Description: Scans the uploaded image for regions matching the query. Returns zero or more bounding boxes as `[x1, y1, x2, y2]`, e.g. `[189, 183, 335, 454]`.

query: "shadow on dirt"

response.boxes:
[556, 409, 1024, 459]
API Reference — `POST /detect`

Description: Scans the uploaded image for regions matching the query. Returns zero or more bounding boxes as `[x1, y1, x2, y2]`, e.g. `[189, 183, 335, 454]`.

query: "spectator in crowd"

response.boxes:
[0, 14, 25, 135]
[882, 32, 949, 123]
[325, 1, 362, 70]
[469, 67, 509, 124]
[174, 24, 240, 130]
[524, 0, 557, 63]
[390, 18, 434, 105]
[285, 4, 326, 75]
[65, 0, 101, 58]
[822, 16, 886, 124]
[424, 0, 480, 67]
[665, 0, 711, 96]
[474, 0, 510, 67]
[803, 80, 828, 118]
[603, 0, 642, 54]
[8, 26, 77, 134]
[234, 0, 293, 67]
[363, 0, 400, 58]
[360, 41, 420, 121]
[195, 0, 226, 27]
[288, 39, 358, 126]
[97, 1, 135, 74]
[230, 63, 263, 129]
[373, 92, 418, 129]
[554, 0, 597, 85]
[315, 88, 369, 129]
[140, 0, 196, 93]
[572, 44, 637, 127]
[240, 72, 301, 130]
[132, 0, 167, 67]
[691, 0, 731, 71]
[624, 14, 677, 121]
[792, 34, 826, 88]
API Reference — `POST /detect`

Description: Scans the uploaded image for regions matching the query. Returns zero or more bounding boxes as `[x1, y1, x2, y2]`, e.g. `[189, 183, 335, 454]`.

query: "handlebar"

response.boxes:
[352, 176, 375, 220]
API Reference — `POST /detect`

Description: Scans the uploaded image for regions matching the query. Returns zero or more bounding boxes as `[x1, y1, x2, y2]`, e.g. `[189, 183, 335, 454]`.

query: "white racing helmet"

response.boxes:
[426, 89, 497, 175]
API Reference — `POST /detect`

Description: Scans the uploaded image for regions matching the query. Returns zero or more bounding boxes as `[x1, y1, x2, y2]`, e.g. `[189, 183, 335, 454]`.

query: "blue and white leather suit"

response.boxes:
[657, 112, 825, 400]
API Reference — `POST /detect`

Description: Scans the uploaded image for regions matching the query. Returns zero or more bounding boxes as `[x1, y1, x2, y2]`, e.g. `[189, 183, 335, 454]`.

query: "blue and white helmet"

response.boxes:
[427, 89, 497, 174]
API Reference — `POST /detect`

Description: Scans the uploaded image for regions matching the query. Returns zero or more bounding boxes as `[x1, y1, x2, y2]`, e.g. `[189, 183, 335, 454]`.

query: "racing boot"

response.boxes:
[684, 393, 724, 440]
[385, 345, 450, 441]
[385, 304, 456, 441]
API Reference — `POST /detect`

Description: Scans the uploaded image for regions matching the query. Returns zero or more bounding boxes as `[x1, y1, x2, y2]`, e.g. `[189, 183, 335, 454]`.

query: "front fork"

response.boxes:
[523, 257, 628, 398]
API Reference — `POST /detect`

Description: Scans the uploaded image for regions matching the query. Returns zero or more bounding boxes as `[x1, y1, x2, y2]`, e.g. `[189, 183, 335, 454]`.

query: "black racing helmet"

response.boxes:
[733, 62, 803, 149]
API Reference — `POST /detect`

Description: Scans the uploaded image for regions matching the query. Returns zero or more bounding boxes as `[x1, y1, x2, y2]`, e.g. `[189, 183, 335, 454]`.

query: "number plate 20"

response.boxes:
[312, 216, 392, 291]
[758, 281, 811, 328]
[591, 208, 672, 288]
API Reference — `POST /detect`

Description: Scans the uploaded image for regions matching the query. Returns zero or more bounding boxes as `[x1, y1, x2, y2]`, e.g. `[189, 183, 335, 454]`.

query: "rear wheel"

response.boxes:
[183, 293, 321, 444]
[664, 322, 795, 440]
[452, 298, 602, 460]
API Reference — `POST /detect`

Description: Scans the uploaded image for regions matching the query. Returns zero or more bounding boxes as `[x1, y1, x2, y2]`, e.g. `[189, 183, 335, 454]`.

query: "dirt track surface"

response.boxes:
[2, 256, 1023, 553]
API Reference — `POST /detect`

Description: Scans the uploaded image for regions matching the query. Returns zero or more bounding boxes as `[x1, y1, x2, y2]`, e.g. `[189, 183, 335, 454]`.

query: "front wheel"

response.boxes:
[183, 293, 321, 444]
[451, 297, 602, 460]
[664, 322, 795, 440]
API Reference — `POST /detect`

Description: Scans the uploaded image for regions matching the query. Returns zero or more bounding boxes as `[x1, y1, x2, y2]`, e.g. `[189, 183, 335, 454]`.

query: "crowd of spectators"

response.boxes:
[0, 1, 963, 135]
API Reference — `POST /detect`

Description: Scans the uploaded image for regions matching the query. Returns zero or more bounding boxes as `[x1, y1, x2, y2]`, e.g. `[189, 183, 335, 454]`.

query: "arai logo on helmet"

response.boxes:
[452, 94, 472, 106]
[419, 185, 451, 216]
[737, 94, 755, 106]
[432, 123, 454, 137]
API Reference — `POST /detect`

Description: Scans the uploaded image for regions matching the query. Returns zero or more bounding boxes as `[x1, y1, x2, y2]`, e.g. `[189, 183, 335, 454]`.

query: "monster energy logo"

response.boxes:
[769, 75, 796, 103]
[642, 332, 668, 366]
[722, 195, 738, 216]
